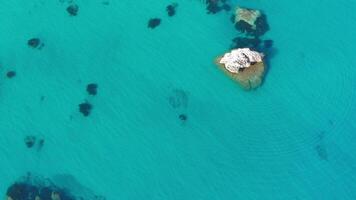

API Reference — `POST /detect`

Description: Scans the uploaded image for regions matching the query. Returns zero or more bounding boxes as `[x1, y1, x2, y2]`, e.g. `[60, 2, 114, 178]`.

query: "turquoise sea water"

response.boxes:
[1, 0, 356, 199]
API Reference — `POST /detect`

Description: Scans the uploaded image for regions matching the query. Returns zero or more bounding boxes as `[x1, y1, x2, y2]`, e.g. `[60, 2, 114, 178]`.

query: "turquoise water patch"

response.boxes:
[1, 0, 356, 199]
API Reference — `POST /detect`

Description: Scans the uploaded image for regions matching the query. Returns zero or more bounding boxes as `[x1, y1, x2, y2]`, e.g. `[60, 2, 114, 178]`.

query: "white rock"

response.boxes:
[219, 48, 263, 73]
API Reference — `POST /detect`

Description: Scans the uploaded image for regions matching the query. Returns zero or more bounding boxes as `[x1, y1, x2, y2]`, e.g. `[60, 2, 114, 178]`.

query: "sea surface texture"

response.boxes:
[1, 0, 356, 199]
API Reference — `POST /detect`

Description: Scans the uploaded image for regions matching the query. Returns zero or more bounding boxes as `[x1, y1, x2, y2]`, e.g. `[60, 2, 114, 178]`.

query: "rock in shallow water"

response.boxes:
[67, 4, 79, 16]
[215, 48, 265, 90]
[6, 173, 105, 200]
[79, 102, 92, 116]
[6, 70, 16, 79]
[166, 3, 178, 17]
[24, 136, 36, 148]
[148, 18, 161, 29]
[86, 83, 98, 96]
[27, 38, 43, 49]
[234, 7, 269, 37]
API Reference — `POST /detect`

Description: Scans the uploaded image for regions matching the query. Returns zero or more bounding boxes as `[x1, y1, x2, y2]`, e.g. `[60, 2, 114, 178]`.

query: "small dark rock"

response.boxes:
[39, 187, 52, 200]
[6, 71, 16, 78]
[179, 114, 187, 121]
[263, 39, 273, 48]
[7, 183, 39, 200]
[27, 38, 41, 48]
[37, 138, 45, 150]
[67, 4, 79, 16]
[166, 3, 177, 17]
[86, 83, 98, 96]
[254, 14, 269, 37]
[231, 37, 261, 50]
[24, 136, 36, 148]
[222, 4, 231, 11]
[230, 14, 235, 23]
[235, 20, 255, 34]
[148, 18, 161, 29]
[79, 102, 92, 117]
[206, 2, 221, 14]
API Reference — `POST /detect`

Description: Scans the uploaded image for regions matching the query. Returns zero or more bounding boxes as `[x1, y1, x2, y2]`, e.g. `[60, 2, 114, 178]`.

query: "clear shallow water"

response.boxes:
[1, 0, 356, 199]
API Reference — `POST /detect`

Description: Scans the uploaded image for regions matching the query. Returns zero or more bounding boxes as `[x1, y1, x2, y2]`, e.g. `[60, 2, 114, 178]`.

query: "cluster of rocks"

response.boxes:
[24, 135, 45, 150]
[202, 0, 231, 14]
[78, 83, 98, 117]
[231, 7, 271, 51]
[6, 177, 74, 200]
[215, 6, 272, 90]
[5, 173, 105, 200]
[148, 3, 178, 29]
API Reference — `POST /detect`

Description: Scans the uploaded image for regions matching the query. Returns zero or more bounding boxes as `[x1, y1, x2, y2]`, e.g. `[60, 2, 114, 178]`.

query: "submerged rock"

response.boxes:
[24, 136, 36, 148]
[27, 38, 43, 49]
[6, 70, 16, 79]
[79, 102, 92, 116]
[148, 18, 161, 29]
[86, 83, 98, 96]
[166, 3, 178, 17]
[204, 0, 231, 14]
[179, 114, 187, 121]
[234, 7, 269, 36]
[231, 37, 261, 50]
[67, 4, 79, 16]
[215, 48, 265, 90]
[6, 173, 105, 200]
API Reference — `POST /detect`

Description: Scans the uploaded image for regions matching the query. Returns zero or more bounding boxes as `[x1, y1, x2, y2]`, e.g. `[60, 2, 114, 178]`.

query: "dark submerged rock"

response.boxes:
[222, 4, 231, 11]
[6, 70, 16, 78]
[234, 11, 269, 37]
[79, 102, 92, 116]
[86, 83, 98, 96]
[179, 114, 187, 121]
[148, 18, 161, 29]
[67, 4, 79, 16]
[24, 136, 36, 148]
[263, 39, 273, 48]
[234, 20, 255, 35]
[39, 187, 53, 200]
[7, 183, 39, 200]
[7, 174, 104, 200]
[231, 37, 261, 50]
[37, 138, 45, 151]
[204, 0, 230, 14]
[254, 14, 270, 37]
[206, 1, 221, 14]
[166, 3, 178, 17]
[27, 38, 41, 48]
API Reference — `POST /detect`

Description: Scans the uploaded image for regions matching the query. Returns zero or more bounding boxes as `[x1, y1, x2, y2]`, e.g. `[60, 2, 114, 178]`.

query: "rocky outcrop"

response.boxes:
[215, 48, 265, 90]
[5, 173, 105, 200]
[234, 6, 269, 37]
[235, 7, 261, 29]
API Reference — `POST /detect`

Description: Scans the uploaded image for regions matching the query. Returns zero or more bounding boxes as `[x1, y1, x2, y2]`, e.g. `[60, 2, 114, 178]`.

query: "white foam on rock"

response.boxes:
[219, 48, 263, 73]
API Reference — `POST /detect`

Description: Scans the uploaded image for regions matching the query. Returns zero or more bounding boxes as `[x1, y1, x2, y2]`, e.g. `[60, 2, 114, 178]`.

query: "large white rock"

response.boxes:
[219, 48, 263, 73]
